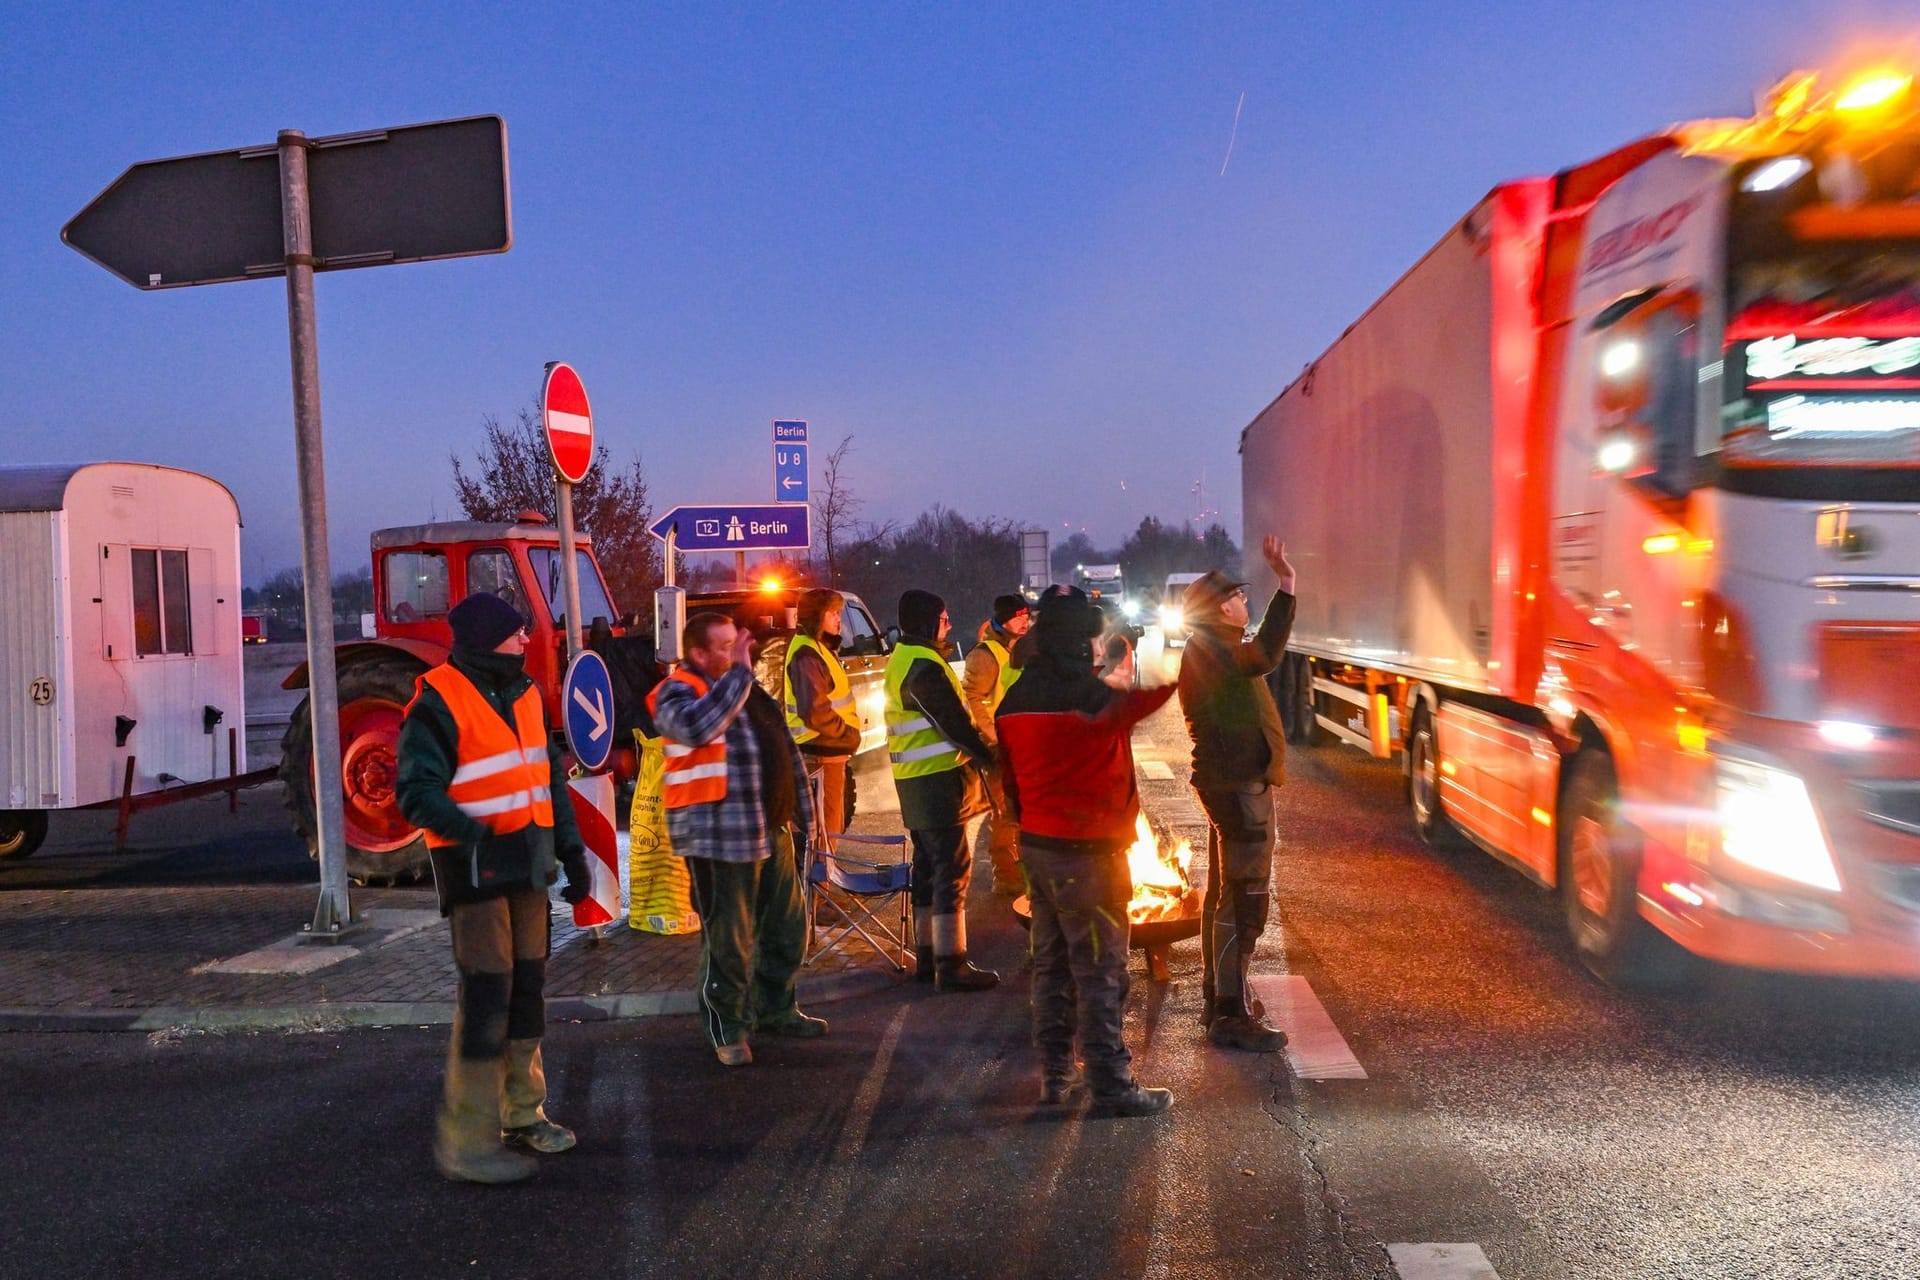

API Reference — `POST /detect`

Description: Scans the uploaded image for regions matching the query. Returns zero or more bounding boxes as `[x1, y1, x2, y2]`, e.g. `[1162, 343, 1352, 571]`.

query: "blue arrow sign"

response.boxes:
[649, 504, 812, 552]
[562, 650, 616, 772]
[773, 419, 808, 443]
[774, 442, 808, 504]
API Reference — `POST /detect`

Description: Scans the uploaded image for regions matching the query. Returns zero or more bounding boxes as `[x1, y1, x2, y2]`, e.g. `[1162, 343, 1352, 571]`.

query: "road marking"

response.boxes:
[1247, 973, 1367, 1079]
[1387, 1243, 1502, 1279]
[1137, 760, 1175, 780]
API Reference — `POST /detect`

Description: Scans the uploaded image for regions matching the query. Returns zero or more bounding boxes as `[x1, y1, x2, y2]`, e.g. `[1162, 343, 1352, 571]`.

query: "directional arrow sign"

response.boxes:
[649, 504, 811, 552]
[774, 442, 808, 504]
[562, 650, 616, 773]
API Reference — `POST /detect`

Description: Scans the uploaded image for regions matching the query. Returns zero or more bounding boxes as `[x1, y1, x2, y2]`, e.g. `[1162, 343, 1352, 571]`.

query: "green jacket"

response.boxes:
[396, 647, 588, 914]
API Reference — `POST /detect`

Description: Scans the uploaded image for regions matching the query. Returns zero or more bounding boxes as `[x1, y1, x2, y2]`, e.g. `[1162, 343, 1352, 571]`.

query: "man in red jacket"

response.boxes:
[995, 588, 1175, 1117]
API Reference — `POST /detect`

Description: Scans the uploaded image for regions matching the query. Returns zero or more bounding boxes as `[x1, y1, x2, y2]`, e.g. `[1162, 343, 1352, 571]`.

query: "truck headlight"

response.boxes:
[1714, 754, 1841, 892]
[1159, 604, 1181, 629]
[1121, 599, 1140, 620]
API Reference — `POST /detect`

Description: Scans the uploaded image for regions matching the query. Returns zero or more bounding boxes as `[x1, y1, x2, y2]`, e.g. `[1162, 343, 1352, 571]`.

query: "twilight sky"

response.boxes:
[3, 2, 1915, 585]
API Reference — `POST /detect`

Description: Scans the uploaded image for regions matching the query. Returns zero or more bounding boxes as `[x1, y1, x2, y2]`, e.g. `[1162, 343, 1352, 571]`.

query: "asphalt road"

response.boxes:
[10, 692, 1920, 1279]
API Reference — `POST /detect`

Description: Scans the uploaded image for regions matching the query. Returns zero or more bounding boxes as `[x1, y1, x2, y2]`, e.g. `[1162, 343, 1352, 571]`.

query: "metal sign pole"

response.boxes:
[556, 478, 584, 661]
[280, 129, 353, 938]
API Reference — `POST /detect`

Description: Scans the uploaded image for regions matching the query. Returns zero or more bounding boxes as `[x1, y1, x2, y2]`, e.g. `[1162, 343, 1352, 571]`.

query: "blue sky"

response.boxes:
[3, 1, 1915, 584]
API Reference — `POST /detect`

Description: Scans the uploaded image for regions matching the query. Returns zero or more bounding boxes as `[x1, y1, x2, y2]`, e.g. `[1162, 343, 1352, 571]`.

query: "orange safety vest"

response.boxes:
[646, 669, 729, 809]
[411, 665, 555, 849]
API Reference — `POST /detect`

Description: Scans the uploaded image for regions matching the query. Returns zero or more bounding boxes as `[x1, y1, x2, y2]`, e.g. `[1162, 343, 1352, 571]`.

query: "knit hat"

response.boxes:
[1034, 586, 1104, 665]
[897, 589, 947, 641]
[992, 594, 1030, 627]
[1182, 570, 1248, 616]
[448, 592, 526, 651]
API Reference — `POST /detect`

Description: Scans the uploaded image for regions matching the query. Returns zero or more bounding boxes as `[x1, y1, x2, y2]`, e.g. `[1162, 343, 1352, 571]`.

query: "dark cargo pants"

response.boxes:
[1022, 837, 1134, 1094]
[1196, 783, 1276, 1008]
[686, 828, 807, 1049]
[910, 820, 977, 956]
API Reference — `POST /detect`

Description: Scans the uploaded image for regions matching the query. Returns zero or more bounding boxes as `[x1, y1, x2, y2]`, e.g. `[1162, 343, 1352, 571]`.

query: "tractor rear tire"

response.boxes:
[0, 810, 49, 860]
[283, 653, 433, 886]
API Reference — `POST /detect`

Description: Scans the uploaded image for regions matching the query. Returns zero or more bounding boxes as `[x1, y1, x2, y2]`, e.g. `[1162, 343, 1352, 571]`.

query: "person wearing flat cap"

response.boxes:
[961, 593, 1032, 895]
[1177, 537, 1298, 1053]
[884, 588, 999, 990]
[397, 591, 592, 1184]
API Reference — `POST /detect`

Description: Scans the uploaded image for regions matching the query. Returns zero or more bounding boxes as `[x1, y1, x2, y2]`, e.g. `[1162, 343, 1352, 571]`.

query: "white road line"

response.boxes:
[1386, 1242, 1502, 1279]
[1247, 973, 1367, 1080]
[1136, 760, 1175, 780]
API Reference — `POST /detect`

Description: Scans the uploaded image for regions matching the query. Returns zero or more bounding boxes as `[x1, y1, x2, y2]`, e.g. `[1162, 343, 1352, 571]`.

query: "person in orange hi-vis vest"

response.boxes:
[396, 592, 592, 1185]
[649, 610, 823, 1068]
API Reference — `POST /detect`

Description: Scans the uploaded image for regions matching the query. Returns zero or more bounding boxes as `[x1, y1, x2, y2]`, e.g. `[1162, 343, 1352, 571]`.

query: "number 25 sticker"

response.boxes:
[29, 677, 53, 706]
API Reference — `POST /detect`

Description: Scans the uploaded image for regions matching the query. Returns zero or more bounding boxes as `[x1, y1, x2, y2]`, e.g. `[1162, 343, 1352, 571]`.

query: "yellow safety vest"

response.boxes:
[784, 632, 861, 744]
[410, 666, 554, 848]
[978, 636, 1021, 713]
[884, 642, 966, 779]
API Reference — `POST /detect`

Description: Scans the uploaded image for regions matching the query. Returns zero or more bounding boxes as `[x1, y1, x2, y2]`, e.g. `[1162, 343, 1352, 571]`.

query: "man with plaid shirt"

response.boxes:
[649, 610, 824, 1067]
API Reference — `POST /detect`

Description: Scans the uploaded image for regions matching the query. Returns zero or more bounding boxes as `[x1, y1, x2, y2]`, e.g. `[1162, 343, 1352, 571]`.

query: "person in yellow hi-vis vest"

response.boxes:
[886, 589, 998, 991]
[397, 592, 592, 1185]
[784, 588, 862, 840]
[961, 594, 1031, 895]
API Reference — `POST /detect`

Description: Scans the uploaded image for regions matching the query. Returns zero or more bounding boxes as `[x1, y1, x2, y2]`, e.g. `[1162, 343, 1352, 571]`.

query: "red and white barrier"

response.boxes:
[566, 773, 622, 928]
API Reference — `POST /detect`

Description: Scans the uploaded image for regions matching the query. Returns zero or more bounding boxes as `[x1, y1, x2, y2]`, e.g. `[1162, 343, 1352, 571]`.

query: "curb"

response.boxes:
[0, 967, 903, 1035]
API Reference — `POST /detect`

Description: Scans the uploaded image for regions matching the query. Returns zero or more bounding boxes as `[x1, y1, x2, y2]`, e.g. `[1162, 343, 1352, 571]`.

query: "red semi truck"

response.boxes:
[1244, 69, 1920, 982]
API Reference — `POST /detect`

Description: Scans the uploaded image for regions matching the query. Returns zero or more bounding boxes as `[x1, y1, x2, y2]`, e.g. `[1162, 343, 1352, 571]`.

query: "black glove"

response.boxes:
[559, 854, 593, 905]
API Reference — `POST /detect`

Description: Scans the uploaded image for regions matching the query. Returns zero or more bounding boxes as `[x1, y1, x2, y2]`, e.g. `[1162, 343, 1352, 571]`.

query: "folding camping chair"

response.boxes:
[803, 775, 914, 972]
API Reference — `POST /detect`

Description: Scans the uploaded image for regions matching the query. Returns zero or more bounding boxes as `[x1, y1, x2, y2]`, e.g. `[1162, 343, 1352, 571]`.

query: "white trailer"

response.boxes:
[0, 463, 246, 858]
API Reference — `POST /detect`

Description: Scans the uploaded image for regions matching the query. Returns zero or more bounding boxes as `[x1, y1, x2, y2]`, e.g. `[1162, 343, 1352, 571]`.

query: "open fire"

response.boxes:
[1127, 812, 1199, 924]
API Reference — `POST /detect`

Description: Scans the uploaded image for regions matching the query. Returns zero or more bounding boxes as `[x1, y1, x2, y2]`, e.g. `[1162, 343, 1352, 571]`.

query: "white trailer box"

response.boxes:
[0, 463, 244, 812]
[1241, 204, 1501, 693]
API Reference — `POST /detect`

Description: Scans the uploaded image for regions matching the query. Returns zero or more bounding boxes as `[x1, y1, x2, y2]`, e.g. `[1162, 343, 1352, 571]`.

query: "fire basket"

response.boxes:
[1010, 813, 1203, 981]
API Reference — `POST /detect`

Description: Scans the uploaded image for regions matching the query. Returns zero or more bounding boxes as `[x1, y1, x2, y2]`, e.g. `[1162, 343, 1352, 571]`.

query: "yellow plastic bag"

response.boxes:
[628, 730, 701, 934]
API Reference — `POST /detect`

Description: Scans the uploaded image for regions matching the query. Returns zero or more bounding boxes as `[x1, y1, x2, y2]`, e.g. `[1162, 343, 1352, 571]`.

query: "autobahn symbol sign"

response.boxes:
[562, 650, 616, 772]
[542, 363, 594, 483]
[649, 504, 811, 552]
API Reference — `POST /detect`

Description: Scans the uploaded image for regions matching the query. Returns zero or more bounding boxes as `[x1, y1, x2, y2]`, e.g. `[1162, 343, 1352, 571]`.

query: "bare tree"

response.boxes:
[450, 402, 666, 625]
[813, 433, 863, 586]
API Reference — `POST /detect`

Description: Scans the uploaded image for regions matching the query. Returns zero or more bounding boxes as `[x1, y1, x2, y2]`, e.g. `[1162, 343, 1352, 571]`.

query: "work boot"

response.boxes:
[1092, 1083, 1174, 1118]
[500, 1040, 573, 1152]
[1039, 1066, 1085, 1106]
[502, 1119, 577, 1154]
[935, 955, 1000, 992]
[435, 1057, 537, 1185]
[914, 946, 936, 984]
[757, 1010, 829, 1038]
[715, 1040, 753, 1068]
[1207, 1005, 1288, 1053]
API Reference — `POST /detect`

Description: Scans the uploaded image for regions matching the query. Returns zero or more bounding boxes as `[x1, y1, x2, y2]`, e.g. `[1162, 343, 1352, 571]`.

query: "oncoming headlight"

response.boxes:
[1121, 599, 1141, 620]
[1714, 754, 1841, 892]
[1159, 604, 1182, 629]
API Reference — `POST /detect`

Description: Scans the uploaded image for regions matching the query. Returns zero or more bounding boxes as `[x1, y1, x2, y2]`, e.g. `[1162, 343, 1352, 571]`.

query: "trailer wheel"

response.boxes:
[0, 810, 49, 860]
[1407, 705, 1463, 848]
[1559, 750, 1688, 987]
[282, 654, 432, 886]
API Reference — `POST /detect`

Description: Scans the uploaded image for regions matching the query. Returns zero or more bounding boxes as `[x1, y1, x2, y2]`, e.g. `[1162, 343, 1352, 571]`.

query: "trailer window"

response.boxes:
[131, 548, 192, 656]
[385, 551, 450, 623]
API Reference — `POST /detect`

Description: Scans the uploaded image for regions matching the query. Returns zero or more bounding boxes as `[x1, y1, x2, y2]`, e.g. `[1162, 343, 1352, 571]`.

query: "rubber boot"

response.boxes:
[914, 946, 936, 984]
[914, 908, 934, 983]
[501, 1039, 576, 1154]
[936, 955, 1001, 992]
[435, 1055, 537, 1184]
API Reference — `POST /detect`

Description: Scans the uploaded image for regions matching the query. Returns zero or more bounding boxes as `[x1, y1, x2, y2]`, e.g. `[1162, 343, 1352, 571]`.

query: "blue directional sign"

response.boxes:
[649, 504, 812, 552]
[772, 419, 808, 443]
[562, 650, 616, 772]
[775, 442, 808, 504]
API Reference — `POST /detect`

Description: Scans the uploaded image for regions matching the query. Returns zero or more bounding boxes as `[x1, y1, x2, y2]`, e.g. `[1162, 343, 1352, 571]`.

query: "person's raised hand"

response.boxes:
[731, 627, 756, 669]
[1263, 535, 1296, 595]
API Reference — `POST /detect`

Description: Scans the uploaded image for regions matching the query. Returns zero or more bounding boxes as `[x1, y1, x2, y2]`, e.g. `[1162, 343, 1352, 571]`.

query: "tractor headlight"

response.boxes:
[1714, 753, 1841, 892]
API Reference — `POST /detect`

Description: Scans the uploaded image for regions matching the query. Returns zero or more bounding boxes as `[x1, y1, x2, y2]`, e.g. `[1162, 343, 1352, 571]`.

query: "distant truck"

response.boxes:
[280, 513, 651, 884]
[241, 612, 268, 646]
[0, 463, 245, 859]
[1242, 70, 1920, 983]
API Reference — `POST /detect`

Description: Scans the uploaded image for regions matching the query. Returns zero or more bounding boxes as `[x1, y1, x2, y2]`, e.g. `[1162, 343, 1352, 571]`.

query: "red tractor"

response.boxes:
[280, 514, 648, 884]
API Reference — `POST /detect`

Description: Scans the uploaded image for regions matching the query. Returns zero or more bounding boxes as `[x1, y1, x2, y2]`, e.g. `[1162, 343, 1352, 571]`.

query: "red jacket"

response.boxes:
[994, 658, 1174, 843]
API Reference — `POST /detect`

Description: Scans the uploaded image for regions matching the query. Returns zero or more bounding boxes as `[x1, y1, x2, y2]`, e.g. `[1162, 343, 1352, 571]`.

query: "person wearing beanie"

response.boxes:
[784, 588, 862, 839]
[995, 587, 1177, 1116]
[961, 592, 1032, 895]
[396, 592, 593, 1184]
[1177, 537, 1298, 1053]
[885, 588, 999, 990]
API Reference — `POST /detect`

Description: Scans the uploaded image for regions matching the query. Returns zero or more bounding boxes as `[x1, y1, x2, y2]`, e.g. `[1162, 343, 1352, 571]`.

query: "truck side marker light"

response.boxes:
[1662, 881, 1707, 908]
[1677, 721, 1709, 753]
[1643, 533, 1682, 555]
[1440, 759, 1457, 777]
[1817, 720, 1876, 750]
[1531, 807, 1553, 827]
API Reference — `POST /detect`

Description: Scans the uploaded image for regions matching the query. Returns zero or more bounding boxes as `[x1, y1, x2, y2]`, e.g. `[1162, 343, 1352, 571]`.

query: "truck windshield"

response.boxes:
[529, 548, 619, 630]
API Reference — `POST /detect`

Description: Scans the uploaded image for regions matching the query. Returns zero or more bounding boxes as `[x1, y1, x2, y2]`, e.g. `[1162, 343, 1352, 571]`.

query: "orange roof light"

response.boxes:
[759, 577, 782, 593]
[1835, 71, 1914, 114]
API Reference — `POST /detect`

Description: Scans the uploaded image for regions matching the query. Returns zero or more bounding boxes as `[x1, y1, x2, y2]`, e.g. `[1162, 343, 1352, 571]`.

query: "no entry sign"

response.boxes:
[542, 362, 594, 483]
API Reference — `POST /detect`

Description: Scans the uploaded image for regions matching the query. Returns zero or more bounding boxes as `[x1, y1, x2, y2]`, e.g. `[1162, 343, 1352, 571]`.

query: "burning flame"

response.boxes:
[1127, 812, 1197, 924]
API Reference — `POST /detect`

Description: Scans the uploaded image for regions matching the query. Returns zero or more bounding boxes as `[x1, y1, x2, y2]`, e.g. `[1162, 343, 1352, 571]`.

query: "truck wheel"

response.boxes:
[282, 654, 432, 886]
[1407, 705, 1463, 848]
[1559, 750, 1687, 987]
[0, 810, 49, 860]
